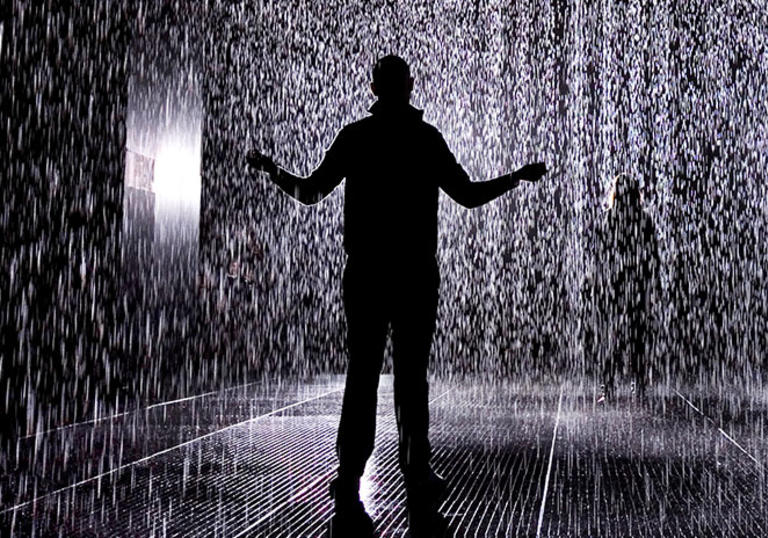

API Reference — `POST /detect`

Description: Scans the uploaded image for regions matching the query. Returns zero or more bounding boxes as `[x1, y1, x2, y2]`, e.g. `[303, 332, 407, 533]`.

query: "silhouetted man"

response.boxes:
[247, 55, 546, 537]
[595, 174, 660, 402]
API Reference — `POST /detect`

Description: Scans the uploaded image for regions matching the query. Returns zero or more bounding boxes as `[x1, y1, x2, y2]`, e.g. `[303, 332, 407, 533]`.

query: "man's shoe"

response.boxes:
[406, 468, 447, 508]
[328, 476, 375, 537]
[327, 500, 375, 537]
[406, 507, 448, 538]
[405, 469, 449, 537]
[597, 383, 614, 405]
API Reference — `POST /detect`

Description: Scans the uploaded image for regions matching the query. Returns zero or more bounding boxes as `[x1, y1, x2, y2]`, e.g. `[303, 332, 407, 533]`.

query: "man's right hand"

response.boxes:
[516, 162, 547, 182]
[246, 149, 277, 175]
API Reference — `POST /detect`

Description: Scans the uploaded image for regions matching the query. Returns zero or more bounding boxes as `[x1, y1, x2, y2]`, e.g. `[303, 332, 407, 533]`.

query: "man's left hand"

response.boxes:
[246, 149, 277, 175]
[516, 162, 547, 182]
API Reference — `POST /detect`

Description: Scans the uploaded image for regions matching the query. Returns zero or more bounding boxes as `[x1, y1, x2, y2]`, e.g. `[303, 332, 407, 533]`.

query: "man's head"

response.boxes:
[371, 55, 413, 103]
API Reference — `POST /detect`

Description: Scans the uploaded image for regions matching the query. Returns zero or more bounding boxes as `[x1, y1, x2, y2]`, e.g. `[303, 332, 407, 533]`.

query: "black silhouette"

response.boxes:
[594, 175, 661, 402]
[247, 55, 546, 537]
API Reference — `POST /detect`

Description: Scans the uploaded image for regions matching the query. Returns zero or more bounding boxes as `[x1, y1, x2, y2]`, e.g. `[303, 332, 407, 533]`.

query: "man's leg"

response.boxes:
[390, 265, 438, 478]
[606, 312, 632, 401]
[335, 261, 388, 486]
[601, 325, 618, 402]
[328, 262, 388, 536]
[630, 318, 648, 397]
[391, 261, 446, 534]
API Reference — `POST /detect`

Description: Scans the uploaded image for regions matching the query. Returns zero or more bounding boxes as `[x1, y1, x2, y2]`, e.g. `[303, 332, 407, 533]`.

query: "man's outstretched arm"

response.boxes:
[441, 163, 547, 208]
[246, 131, 347, 205]
[436, 135, 546, 208]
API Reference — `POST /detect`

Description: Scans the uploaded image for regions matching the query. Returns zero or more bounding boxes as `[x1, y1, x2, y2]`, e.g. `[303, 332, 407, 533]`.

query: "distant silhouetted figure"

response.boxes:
[247, 55, 546, 537]
[595, 174, 660, 402]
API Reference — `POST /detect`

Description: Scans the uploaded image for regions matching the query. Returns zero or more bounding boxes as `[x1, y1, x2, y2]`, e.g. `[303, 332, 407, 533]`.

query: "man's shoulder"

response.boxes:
[341, 116, 376, 133]
[343, 114, 442, 135]
[334, 117, 373, 142]
[419, 120, 445, 139]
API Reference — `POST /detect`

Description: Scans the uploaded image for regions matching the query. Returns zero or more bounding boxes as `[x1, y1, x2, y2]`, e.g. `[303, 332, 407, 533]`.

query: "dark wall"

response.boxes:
[1, 1, 132, 438]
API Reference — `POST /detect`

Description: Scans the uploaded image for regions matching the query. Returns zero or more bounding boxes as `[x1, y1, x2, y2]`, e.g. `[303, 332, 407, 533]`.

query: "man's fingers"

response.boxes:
[247, 150, 277, 177]
[246, 149, 267, 168]
[519, 162, 547, 181]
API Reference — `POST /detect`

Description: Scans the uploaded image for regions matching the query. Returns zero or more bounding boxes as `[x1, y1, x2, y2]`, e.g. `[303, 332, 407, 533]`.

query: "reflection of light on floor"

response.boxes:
[7, 377, 768, 536]
[360, 464, 377, 513]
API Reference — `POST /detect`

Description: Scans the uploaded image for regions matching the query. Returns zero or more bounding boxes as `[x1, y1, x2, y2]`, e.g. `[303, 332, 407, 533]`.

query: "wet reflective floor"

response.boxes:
[2, 375, 767, 537]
